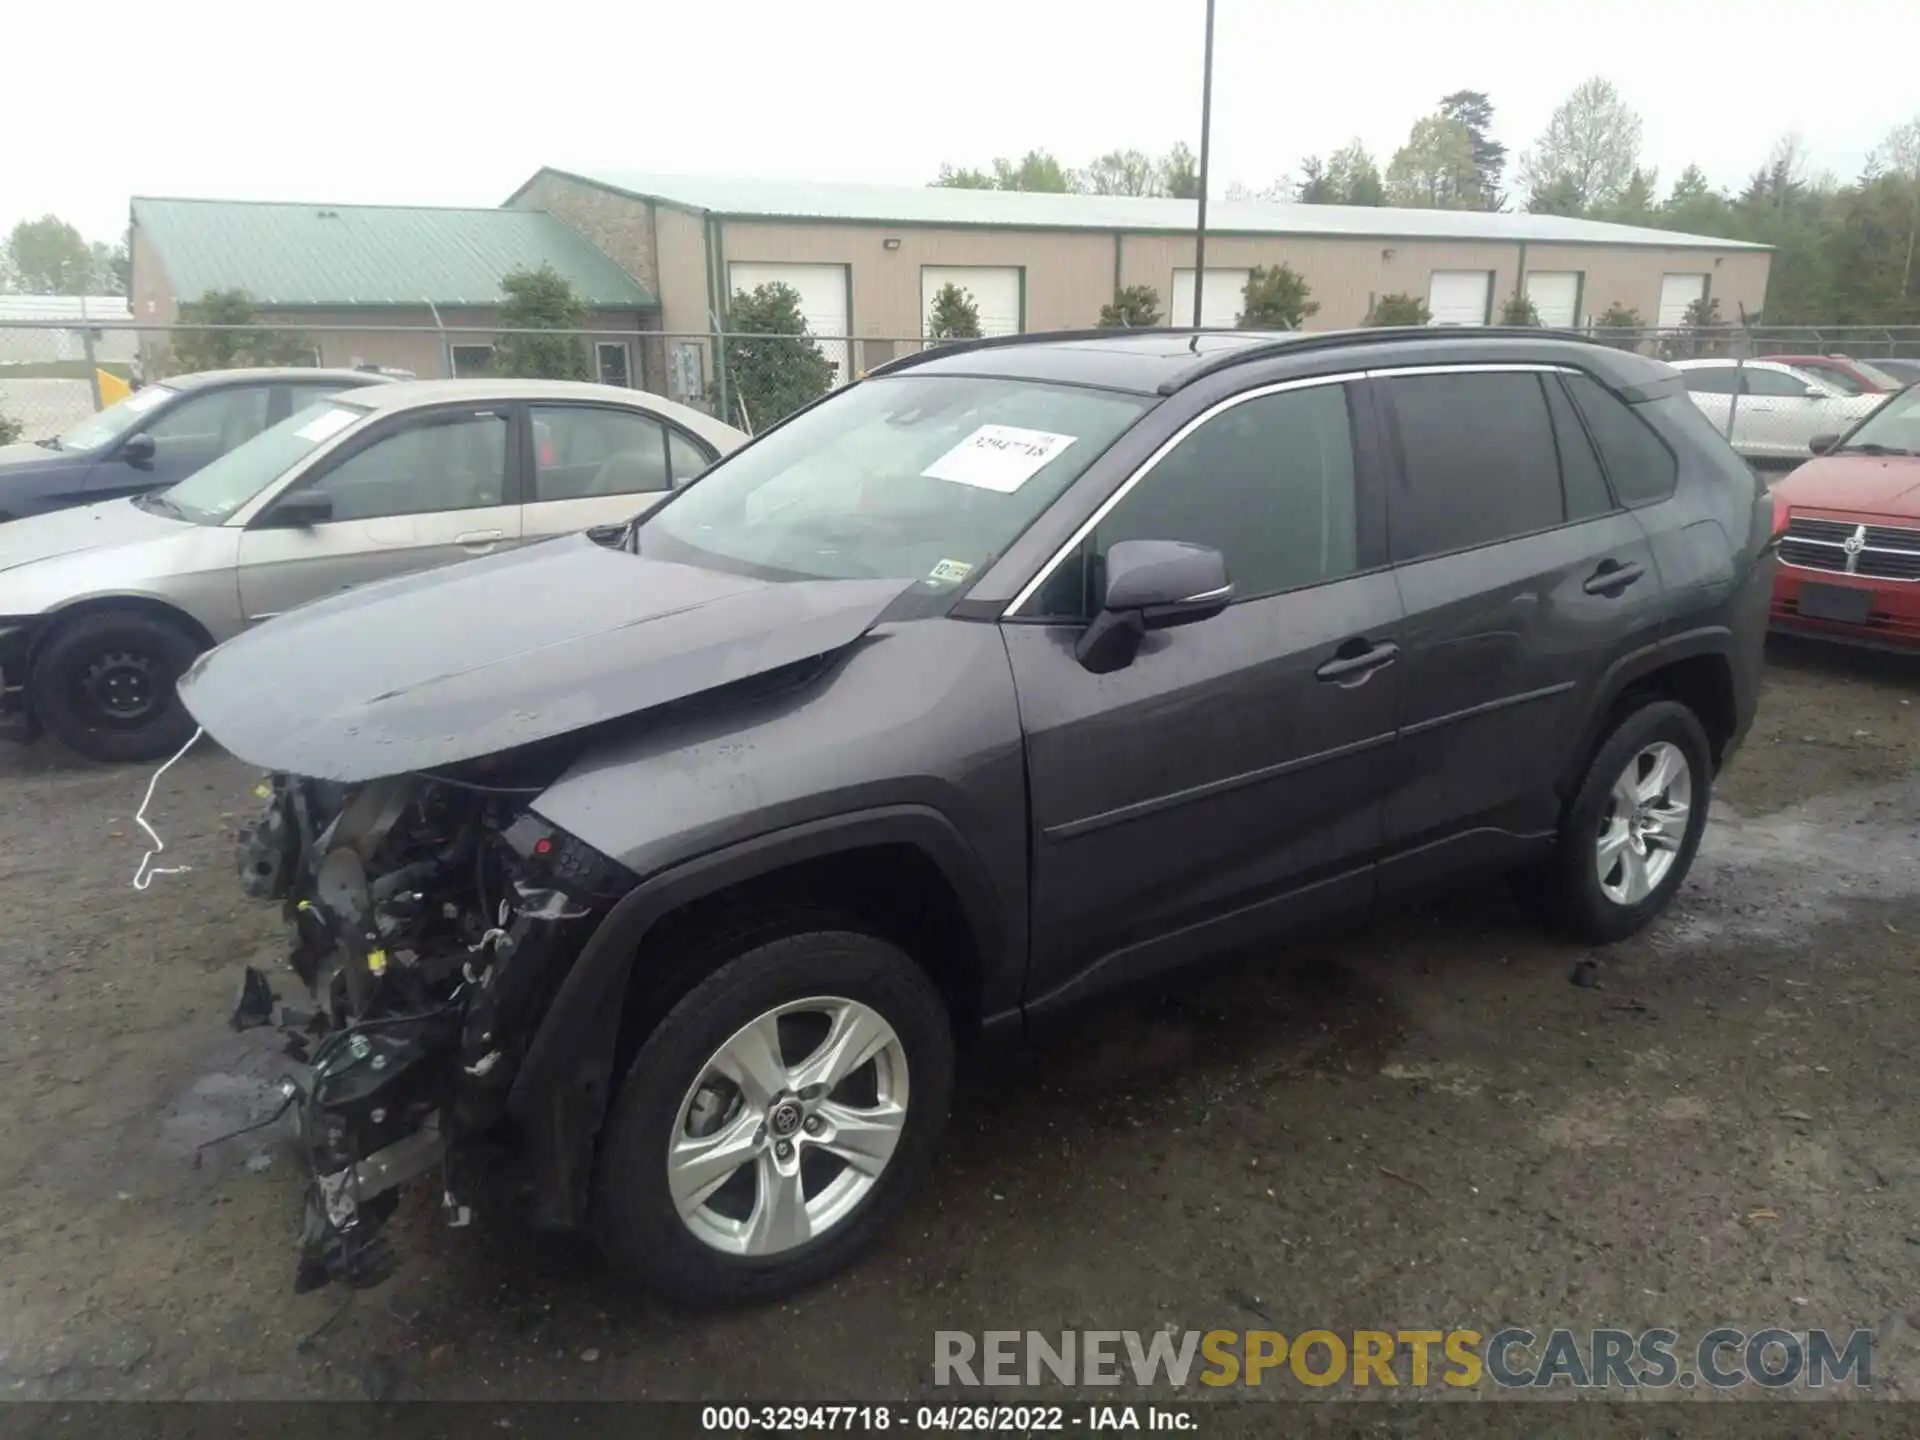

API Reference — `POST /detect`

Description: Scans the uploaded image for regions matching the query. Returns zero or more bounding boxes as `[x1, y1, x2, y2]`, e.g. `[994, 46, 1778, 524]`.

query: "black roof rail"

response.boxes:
[863, 326, 1233, 378]
[1153, 324, 1605, 394]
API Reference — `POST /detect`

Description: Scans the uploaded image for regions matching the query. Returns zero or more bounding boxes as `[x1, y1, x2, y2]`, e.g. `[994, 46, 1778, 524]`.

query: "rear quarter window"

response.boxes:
[1564, 372, 1679, 506]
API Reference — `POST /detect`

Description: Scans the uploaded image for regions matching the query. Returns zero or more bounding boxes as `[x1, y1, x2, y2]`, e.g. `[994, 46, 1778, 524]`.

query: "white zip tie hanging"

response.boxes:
[132, 726, 205, 890]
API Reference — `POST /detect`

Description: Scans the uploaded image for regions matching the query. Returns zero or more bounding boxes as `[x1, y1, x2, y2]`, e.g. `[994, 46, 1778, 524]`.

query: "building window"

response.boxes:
[595, 341, 633, 389]
[451, 344, 494, 378]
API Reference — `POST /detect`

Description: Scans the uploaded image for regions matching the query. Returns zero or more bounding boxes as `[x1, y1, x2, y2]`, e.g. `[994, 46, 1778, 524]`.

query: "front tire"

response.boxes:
[593, 927, 954, 1307]
[1520, 699, 1712, 945]
[31, 609, 203, 764]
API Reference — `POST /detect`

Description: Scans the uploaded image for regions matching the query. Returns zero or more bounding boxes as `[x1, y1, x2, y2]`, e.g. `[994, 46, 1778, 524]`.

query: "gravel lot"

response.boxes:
[0, 634, 1914, 1410]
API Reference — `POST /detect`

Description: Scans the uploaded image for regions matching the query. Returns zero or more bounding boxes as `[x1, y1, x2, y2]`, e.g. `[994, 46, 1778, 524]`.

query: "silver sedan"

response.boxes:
[1672, 358, 1887, 465]
[0, 378, 744, 761]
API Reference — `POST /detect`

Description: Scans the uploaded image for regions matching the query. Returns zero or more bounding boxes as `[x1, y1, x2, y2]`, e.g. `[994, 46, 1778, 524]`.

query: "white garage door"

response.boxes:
[1657, 273, 1708, 329]
[1525, 272, 1581, 328]
[1428, 270, 1492, 326]
[727, 262, 850, 386]
[1172, 268, 1251, 329]
[922, 266, 1021, 337]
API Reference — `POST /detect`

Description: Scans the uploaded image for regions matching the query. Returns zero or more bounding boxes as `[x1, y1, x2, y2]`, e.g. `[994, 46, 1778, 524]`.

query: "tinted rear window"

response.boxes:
[1382, 371, 1564, 562]
[1564, 372, 1679, 506]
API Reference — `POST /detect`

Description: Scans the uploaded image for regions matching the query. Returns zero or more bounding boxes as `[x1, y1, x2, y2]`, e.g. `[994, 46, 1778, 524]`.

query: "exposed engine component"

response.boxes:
[235, 767, 632, 1291]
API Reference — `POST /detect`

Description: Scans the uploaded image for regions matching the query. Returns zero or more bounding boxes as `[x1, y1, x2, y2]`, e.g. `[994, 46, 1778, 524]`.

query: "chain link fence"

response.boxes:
[1, 318, 1915, 466]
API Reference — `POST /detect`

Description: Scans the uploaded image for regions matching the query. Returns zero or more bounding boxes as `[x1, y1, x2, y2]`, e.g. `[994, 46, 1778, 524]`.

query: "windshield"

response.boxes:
[641, 374, 1149, 605]
[52, 384, 176, 451]
[1850, 359, 1904, 391]
[1836, 386, 1920, 455]
[160, 400, 369, 523]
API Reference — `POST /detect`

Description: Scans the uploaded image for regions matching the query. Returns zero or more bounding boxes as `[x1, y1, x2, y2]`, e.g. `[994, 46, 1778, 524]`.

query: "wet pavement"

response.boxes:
[0, 635, 1914, 1405]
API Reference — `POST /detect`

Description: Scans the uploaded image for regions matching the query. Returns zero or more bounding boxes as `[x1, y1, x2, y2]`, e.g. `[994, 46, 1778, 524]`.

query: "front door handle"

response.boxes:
[456, 529, 504, 553]
[1583, 560, 1645, 596]
[1314, 639, 1401, 684]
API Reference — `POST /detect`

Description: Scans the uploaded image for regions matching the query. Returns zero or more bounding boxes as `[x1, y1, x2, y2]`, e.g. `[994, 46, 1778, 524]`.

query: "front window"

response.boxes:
[640, 374, 1149, 608]
[51, 384, 176, 451]
[1848, 359, 1904, 392]
[1834, 386, 1919, 456]
[157, 400, 370, 523]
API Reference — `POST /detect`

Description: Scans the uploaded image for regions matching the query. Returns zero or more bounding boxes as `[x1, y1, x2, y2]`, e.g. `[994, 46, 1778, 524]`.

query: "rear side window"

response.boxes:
[1543, 376, 1615, 521]
[1381, 371, 1563, 562]
[1682, 367, 1737, 395]
[1564, 372, 1679, 506]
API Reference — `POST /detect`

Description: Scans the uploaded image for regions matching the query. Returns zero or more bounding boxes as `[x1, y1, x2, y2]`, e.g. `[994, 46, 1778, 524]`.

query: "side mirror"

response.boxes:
[1074, 539, 1232, 674]
[265, 487, 333, 528]
[120, 432, 156, 466]
[1809, 433, 1841, 456]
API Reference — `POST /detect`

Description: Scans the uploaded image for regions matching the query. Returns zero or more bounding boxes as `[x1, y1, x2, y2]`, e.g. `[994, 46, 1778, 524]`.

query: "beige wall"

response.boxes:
[150, 306, 652, 381]
[1520, 244, 1770, 326]
[720, 220, 1118, 341]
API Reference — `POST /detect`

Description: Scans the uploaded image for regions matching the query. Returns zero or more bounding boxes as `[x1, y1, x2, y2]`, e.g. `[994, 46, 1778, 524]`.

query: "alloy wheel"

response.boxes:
[667, 996, 909, 1257]
[1595, 740, 1692, 906]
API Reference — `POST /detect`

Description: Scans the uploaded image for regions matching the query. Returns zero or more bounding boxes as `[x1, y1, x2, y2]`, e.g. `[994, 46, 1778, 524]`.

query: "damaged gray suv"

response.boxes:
[182, 328, 1775, 1304]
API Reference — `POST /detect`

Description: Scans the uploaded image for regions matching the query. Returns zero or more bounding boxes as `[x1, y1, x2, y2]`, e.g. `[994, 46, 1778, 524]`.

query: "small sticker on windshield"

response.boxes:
[294, 408, 358, 443]
[125, 388, 170, 413]
[927, 558, 974, 587]
[921, 425, 1078, 493]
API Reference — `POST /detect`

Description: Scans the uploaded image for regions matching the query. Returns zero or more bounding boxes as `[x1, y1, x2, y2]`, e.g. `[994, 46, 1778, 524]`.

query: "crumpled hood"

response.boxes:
[0, 496, 188, 572]
[1774, 455, 1920, 516]
[178, 533, 912, 782]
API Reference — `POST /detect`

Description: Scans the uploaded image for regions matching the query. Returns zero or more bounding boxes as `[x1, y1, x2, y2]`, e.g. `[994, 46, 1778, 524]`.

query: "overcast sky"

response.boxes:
[4, 0, 1912, 246]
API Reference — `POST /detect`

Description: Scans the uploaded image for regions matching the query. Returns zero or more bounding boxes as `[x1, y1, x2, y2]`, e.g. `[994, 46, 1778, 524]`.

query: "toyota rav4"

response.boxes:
[177, 327, 1774, 1306]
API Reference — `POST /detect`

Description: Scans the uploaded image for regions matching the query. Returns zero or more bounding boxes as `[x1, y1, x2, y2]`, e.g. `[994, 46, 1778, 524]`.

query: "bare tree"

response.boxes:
[1082, 149, 1161, 196]
[1518, 77, 1645, 213]
[1871, 116, 1920, 296]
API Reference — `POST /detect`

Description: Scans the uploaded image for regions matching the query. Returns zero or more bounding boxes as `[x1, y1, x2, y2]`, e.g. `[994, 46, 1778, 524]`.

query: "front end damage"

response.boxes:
[235, 765, 635, 1292]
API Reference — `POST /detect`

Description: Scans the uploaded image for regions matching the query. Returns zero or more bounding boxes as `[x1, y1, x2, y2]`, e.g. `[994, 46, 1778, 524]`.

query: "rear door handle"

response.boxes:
[456, 529, 504, 553]
[1583, 560, 1645, 596]
[1314, 639, 1401, 684]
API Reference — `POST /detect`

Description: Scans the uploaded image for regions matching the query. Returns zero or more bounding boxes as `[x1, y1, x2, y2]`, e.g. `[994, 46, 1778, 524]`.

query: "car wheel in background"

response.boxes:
[1515, 698, 1714, 945]
[594, 926, 954, 1307]
[32, 609, 203, 764]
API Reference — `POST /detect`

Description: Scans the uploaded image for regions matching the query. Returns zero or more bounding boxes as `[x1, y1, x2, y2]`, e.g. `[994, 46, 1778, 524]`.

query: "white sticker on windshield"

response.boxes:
[927, 558, 974, 587]
[125, 387, 170, 414]
[921, 425, 1078, 493]
[294, 407, 358, 443]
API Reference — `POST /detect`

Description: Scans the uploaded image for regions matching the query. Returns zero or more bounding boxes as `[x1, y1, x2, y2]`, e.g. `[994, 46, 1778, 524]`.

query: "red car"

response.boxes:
[1770, 382, 1920, 649]
[1766, 354, 1906, 395]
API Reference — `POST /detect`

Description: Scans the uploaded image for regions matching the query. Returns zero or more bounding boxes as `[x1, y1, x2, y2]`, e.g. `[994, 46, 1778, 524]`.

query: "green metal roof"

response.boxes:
[130, 197, 653, 308]
[541, 168, 1768, 252]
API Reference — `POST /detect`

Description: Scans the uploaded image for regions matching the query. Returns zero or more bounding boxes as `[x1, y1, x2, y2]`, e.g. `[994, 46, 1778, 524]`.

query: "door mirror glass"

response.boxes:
[120, 432, 156, 465]
[1809, 432, 1841, 455]
[1075, 539, 1232, 674]
[265, 486, 334, 527]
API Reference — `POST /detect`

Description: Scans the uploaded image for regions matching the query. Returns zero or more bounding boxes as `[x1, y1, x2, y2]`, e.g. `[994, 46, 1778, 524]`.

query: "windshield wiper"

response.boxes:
[1835, 442, 1915, 456]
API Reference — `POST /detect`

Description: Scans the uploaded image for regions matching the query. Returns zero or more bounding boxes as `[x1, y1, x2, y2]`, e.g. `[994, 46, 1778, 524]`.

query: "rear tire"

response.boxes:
[32, 609, 203, 764]
[1516, 699, 1712, 945]
[593, 927, 953, 1307]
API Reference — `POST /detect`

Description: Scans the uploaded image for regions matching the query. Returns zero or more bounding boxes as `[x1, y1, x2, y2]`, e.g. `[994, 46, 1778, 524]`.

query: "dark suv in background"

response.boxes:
[0, 368, 392, 519]
[181, 327, 1774, 1306]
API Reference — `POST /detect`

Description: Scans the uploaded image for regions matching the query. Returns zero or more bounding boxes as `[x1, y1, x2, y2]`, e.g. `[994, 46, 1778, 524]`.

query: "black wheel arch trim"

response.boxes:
[1558, 625, 1736, 797]
[505, 803, 1013, 1229]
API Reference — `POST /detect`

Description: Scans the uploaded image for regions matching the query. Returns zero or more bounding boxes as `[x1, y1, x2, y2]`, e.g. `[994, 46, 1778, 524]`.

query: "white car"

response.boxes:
[1672, 358, 1887, 465]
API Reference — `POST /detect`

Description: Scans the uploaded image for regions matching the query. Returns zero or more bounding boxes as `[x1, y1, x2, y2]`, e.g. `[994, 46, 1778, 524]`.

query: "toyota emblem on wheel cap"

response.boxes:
[770, 1101, 803, 1137]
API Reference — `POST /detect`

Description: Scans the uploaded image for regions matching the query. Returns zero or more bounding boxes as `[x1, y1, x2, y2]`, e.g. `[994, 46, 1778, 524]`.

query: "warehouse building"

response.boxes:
[129, 170, 1772, 403]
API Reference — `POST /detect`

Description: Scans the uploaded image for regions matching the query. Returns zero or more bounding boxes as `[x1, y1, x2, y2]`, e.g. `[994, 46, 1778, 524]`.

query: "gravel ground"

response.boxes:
[0, 634, 1915, 1411]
